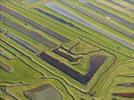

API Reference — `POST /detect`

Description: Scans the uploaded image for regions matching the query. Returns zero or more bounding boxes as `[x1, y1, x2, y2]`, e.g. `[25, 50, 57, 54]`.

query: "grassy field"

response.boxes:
[0, 0, 134, 100]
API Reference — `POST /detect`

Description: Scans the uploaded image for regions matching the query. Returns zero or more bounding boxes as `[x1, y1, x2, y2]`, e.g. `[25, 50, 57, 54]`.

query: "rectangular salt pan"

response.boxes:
[5, 33, 39, 53]
[44, 2, 134, 49]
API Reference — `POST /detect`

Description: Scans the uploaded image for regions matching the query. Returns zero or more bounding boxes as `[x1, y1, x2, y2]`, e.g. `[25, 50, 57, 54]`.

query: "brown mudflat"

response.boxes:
[112, 93, 134, 98]
[0, 61, 13, 73]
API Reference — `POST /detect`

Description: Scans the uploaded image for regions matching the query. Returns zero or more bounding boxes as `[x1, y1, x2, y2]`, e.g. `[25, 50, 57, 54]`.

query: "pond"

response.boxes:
[25, 85, 63, 100]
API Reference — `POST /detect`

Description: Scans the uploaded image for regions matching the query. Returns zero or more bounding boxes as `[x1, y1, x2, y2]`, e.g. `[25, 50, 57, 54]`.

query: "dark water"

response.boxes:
[0, 5, 70, 43]
[35, 8, 80, 30]
[88, 55, 107, 79]
[38, 52, 107, 84]
[1, 15, 57, 48]
[53, 48, 79, 62]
